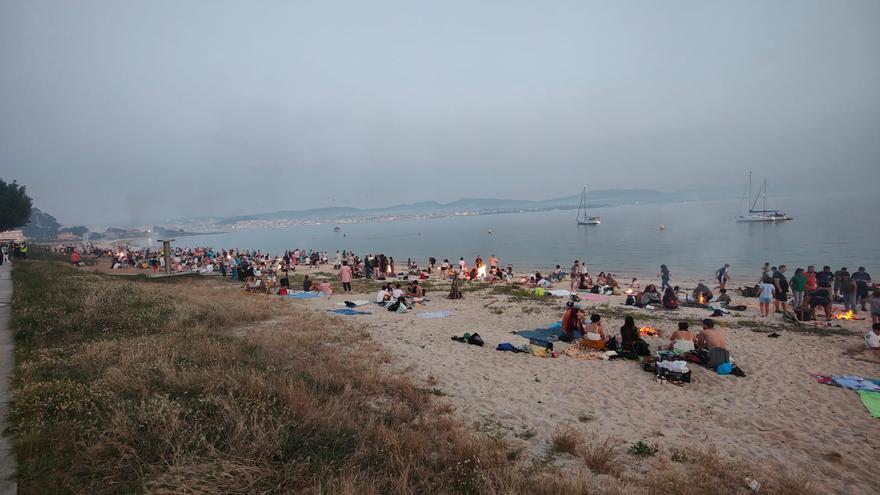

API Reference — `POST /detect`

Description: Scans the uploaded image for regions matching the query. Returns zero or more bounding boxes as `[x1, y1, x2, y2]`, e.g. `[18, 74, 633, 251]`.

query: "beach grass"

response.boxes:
[9, 260, 820, 494]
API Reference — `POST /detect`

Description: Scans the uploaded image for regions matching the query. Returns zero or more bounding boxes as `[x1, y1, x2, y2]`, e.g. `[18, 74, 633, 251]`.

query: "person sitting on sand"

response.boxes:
[606, 274, 620, 290]
[619, 315, 644, 353]
[692, 283, 713, 304]
[694, 318, 726, 349]
[638, 284, 661, 306]
[536, 272, 551, 289]
[667, 321, 695, 353]
[561, 303, 585, 342]
[662, 286, 679, 310]
[708, 288, 732, 314]
[408, 280, 425, 299]
[375, 284, 392, 305]
[865, 323, 880, 354]
[391, 283, 404, 299]
[583, 314, 607, 350]
[302, 275, 312, 292]
[578, 272, 591, 290]
[317, 280, 333, 295]
[695, 318, 730, 368]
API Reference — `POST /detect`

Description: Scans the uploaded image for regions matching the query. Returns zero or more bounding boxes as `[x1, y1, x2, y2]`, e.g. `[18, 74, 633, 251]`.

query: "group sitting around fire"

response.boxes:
[560, 303, 732, 366]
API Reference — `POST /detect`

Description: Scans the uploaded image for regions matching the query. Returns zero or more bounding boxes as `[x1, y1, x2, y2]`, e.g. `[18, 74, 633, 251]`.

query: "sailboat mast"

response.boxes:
[748, 171, 752, 207]
[763, 180, 767, 213]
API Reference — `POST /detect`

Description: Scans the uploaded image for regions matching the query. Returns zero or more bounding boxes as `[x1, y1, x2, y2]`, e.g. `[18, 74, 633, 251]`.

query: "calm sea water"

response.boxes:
[168, 193, 879, 280]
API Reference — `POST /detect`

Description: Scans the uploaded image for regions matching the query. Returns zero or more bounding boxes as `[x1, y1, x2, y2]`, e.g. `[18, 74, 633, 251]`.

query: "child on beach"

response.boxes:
[758, 275, 775, 317]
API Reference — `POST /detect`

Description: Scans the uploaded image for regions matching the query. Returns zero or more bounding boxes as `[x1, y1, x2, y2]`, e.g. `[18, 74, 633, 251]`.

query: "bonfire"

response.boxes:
[832, 310, 854, 320]
[639, 326, 658, 337]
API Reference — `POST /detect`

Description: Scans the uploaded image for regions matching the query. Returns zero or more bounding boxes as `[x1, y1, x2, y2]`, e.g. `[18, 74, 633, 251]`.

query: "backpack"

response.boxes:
[633, 339, 650, 357]
[467, 333, 484, 346]
[605, 336, 619, 352]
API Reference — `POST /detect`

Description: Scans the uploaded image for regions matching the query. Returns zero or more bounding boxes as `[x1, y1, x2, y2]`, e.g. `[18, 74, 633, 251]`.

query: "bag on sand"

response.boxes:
[633, 339, 650, 356]
[467, 333, 484, 346]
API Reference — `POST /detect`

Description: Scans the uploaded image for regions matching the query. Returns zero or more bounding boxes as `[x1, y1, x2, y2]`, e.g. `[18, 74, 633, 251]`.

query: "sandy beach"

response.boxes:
[275, 263, 880, 495]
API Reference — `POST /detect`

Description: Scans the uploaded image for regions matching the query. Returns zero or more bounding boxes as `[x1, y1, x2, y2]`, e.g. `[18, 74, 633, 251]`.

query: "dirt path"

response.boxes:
[0, 263, 16, 494]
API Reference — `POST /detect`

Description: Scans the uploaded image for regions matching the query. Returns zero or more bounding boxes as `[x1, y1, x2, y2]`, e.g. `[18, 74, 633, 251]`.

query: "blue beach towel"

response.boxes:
[328, 308, 372, 316]
[832, 375, 880, 392]
[514, 322, 563, 341]
[514, 322, 564, 350]
[288, 291, 323, 299]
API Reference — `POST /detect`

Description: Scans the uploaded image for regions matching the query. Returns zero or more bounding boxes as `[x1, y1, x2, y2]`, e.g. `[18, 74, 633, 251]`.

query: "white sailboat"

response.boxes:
[736, 172, 792, 222]
[576, 187, 601, 225]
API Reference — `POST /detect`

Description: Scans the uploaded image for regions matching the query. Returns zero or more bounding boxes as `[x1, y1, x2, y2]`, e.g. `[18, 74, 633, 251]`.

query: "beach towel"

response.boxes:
[858, 391, 880, 419]
[548, 289, 574, 297]
[514, 322, 564, 341]
[328, 308, 372, 316]
[832, 376, 880, 392]
[417, 310, 453, 319]
[289, 291, 323, 299]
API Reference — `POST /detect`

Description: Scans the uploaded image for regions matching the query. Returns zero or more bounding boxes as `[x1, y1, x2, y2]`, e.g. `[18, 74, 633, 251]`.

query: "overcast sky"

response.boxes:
[1, 0, 878, 226]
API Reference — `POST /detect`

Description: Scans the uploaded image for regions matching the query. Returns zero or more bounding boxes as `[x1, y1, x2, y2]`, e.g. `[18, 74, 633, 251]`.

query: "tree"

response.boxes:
[0, 179, 33, 231]
[23, 208, 61, 240]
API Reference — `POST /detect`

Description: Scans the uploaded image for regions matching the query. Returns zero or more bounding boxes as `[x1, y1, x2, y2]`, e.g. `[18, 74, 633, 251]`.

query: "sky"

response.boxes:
[1, 0, 878, 226]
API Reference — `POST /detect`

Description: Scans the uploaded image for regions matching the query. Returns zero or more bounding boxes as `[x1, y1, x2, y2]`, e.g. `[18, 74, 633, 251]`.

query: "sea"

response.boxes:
[163, 192, 879, 281]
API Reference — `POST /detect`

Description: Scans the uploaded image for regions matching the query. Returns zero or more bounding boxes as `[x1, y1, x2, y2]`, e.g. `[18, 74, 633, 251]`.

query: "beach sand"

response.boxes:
[288, 265, 879, 495]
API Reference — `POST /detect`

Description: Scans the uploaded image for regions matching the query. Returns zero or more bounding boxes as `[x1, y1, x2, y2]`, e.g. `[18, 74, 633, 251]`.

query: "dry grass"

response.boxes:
[9, 260, 821, 495]
[643, 448, 816, 495]
[579, 436, 623, 475]
[550, 425, 582, 455]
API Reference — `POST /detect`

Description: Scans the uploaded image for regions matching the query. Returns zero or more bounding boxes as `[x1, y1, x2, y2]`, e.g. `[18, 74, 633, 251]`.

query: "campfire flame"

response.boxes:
[476, 265, 487, 278]
[833, 310, 854, 320]
[698, 294, 705, 305]
[638, 326, 658, 336]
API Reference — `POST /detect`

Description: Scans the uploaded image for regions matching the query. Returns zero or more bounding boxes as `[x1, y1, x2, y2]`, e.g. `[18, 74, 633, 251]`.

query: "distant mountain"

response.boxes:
[175, 187, 738, 227]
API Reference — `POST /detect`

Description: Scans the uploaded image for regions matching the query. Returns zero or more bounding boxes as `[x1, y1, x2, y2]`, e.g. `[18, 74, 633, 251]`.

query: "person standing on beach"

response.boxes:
[339, 261, 352, 293]
[570, 260, 581, 291]
[852, 267, 872, 312]
[805, 265, 818, 292]
[772, 265, 789, 314]
[839, 269, 858, 313]
[817, 266, 834, 298]
[490, 254, 498, 269]
[659, 264, 671, 292]
[459, 257, 467, 272]
[716, 264, 730, 289]
[790, 268, 806, 310]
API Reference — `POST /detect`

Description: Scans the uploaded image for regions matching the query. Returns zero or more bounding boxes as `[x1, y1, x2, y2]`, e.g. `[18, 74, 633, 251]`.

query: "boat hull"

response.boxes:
[736, 215, 792, 222]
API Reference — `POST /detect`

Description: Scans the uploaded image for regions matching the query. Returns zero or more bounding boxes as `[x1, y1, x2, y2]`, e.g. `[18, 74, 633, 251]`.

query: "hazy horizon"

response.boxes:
[2, 1, 879, 226]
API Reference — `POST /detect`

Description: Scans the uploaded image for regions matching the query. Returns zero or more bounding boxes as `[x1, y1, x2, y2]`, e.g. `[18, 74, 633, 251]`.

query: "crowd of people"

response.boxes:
[0, 241, 27, 265]
[53, 241, 880, 348]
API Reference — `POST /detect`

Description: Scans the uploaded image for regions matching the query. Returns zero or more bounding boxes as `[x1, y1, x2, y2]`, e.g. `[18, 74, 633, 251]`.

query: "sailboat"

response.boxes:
[576, 187, 601, 225]
[736, 172, 792, 222]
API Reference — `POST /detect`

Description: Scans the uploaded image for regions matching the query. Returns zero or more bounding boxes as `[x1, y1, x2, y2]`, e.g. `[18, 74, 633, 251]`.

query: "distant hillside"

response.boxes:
[211, 188, 709, 224]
